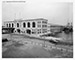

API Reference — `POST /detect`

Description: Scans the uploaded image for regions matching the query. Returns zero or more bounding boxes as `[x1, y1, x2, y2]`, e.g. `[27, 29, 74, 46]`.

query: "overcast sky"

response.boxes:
[2, 0, 73, 25]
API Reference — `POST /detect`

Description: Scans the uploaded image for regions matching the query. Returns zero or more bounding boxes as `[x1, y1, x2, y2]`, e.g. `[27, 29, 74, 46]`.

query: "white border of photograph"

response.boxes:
[0, 0, 74, 60]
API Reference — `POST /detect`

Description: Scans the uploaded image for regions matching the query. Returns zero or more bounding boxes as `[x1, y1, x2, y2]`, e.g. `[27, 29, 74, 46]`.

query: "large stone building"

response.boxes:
[4, 18, 48, 36]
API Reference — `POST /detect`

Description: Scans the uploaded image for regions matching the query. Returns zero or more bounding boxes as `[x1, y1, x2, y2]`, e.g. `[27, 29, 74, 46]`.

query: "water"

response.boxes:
[55, 31, 73, 43]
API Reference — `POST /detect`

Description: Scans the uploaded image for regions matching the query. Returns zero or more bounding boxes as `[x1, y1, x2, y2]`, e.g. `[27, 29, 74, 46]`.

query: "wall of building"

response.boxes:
[4, 18, 48, 36]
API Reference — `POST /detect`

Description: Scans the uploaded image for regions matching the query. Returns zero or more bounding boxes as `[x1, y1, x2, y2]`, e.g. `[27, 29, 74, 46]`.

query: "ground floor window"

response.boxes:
[37, 29, 41, 34]
[32, 32, 36, 34]
[42, 29, 47, 33]
[32, 29, 36, 34]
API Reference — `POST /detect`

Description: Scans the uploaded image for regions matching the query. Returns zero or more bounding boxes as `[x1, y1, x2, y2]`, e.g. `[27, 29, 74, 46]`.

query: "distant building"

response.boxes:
[4, 18, 48, 36]
[50, 24, 63, 33]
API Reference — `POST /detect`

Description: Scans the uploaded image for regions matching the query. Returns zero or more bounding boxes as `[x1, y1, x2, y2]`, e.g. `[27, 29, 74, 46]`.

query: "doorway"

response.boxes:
[26, 29, 31, 34]
[17, 29, 21, 33]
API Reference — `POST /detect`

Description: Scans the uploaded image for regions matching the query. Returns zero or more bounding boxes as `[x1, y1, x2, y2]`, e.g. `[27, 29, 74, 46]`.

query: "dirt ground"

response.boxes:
[2, 34, 73, 58]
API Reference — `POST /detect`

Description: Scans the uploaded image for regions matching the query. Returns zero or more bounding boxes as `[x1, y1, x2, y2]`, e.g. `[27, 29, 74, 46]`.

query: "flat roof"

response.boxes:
[4, 18, 48, 23]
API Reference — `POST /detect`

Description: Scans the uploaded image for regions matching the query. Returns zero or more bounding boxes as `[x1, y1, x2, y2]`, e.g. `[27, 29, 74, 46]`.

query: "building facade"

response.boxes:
[50, 24, 63, 33]
[4, 18, 48, 36]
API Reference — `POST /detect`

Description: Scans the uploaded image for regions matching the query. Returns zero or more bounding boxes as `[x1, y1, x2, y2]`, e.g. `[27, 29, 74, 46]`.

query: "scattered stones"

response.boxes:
[28, 41, 32, 44]
[56, 47, 61, 50]
[39, 43, 43, 46]
[44, 45, 52, 51]
[52, 46, 56, 49]
[44, 44, 47, 47]
[31, 41, 34, 44]
[19, 41, 24, 44]
[44, 47, 49, 51]
[12, 40, 73, 54]
[35, 43, 39, 45]
[32, 42, 35, 45]
[47, 46, 51, 48]
[47, 46, 52, 50]
[19, 46, 28, 50]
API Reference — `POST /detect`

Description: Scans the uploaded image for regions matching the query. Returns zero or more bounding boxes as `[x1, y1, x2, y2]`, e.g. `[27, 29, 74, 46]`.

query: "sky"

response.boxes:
[2, 0, 73, 25]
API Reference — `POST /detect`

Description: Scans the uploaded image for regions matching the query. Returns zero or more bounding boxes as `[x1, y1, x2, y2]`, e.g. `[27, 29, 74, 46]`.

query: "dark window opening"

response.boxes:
[32, 22, 36, 28]
[7, 24, 8, 27]
[12, 23, 14, 27]
[23, 22, 26, 27]
[17, 23, 19, 27]
[9, 24, 11, 27]
[26, 29, 31, 34]
[27, 22, 30, 28]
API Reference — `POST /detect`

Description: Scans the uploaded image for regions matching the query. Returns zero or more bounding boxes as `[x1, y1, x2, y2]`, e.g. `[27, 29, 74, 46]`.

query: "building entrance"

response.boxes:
[26, 29, 31, 34]
[17, 29, 21, 33]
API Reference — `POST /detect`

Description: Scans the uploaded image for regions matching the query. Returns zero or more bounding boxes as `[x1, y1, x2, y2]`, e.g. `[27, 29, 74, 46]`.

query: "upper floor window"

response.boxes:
[38, 21, 41, 23]
[27, 22, 30, 28]
[42, 21, 47, 24]
[42, 25, 47, 27]
[38, 25, 41, 27]
[17, 23, 19, 27]
[7, 24, 8, 27]
[23, 22, 26, 28]
[9, 23, 11, 27]
[32, 22, 36, 28]
[37, 29, 41, 34]
[12, 23, 14, 27]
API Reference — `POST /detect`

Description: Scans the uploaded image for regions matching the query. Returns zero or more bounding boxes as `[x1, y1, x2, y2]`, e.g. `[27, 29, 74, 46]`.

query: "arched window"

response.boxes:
[9, 23, 11, 27]
[23, 22, 26, 28]
[32, 22, 36, 28]
[7, 24, 8, 27]
[27, 22, 30, 28]
[12, 23, 14, 27]
[17, 23, 19, 27]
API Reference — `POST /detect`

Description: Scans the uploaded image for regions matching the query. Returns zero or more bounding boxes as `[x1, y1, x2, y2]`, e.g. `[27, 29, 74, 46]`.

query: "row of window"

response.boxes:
[42, 21, 47, 24]
[6, 22, 36, 28]
[37, 29, 41, 34]
[38, 21, 47, 24]
[14, 29, 47, 34]
[38, 25, 41, 28]
[38, 21, 41, 24]
[42, 25, 47, 28]
[37, 29, 47, 34]
[31, 29, 41, 34]
[6, 23, 47, 29]
[6, 23, 14, 27]
[32, 29, 36, 34]
[23, 22, 36, 28]
[42, 29, 47, 33]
